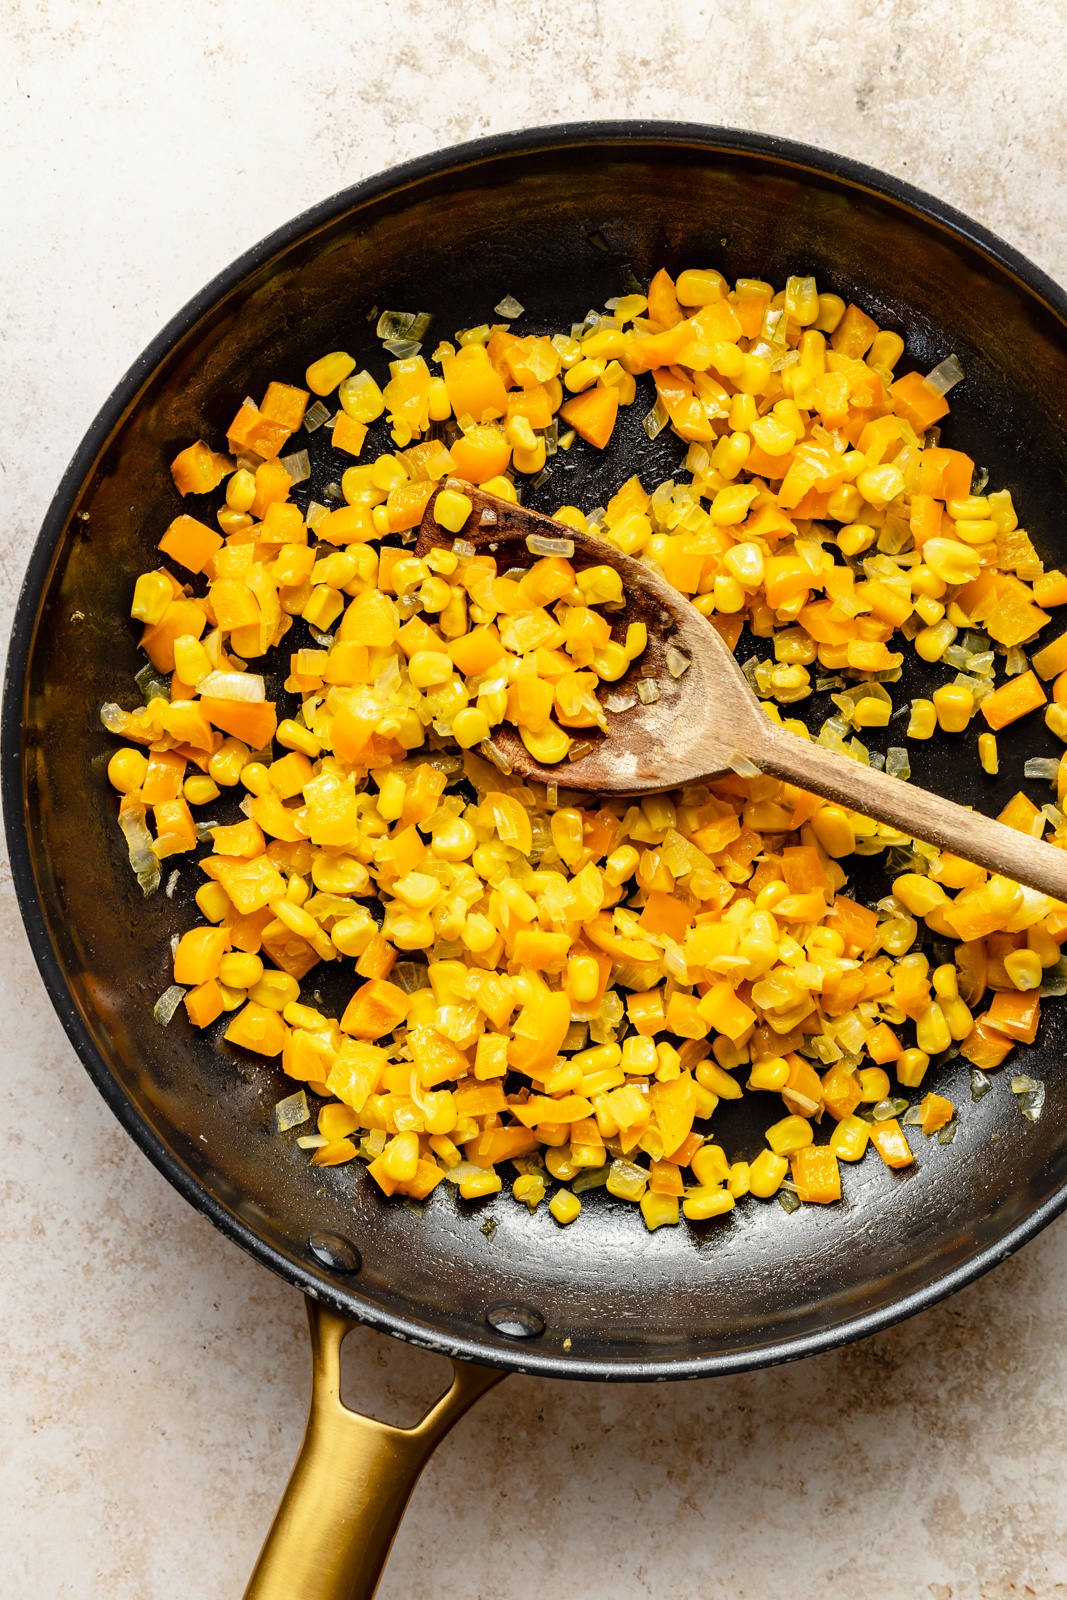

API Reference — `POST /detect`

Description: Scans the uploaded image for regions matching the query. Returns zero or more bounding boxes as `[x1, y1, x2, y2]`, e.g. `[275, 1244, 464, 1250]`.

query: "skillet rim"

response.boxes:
[6, 119, 1067, 1382]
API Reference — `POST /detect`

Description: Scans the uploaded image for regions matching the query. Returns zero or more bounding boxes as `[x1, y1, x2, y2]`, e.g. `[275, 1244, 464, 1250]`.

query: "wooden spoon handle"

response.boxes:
[757, 724, 1067, 902]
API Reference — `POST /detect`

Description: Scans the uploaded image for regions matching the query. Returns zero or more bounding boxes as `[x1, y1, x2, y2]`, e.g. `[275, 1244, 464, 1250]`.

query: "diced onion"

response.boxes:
[970, 1067, 992, 1101]
[728, 750, 760, 778]
[479, 739, 513, 775]
[637, 680, 660, 704]
[119, 804, 161, 896]
[197, 671, 265, 701]
[886, 747, 911, 781]
[383, 338, 421, 359]
[1025, 758, 1060, 781]
[377, 309, 432, 343]
[303, 400, 330, 432]
[280, 449, 311, 484]
[494, 294, 525, 318]
[924, 354, 965, 396]
[297, 1134, 329, 1150]
[642, 399, 669, 440]
[666, 647, 690, 678]
[526, 533, 574, 557]
[603, 690, 637, 714]
[274, 1090, 309, 1132]
[153, 985, 185, 1026]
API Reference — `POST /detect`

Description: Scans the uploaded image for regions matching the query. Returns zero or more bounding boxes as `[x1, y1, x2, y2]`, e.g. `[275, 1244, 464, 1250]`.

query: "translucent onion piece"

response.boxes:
[324, 481, 343, 499]
[297, 1134, 329, 1149]
[494, 294, 525, 318]
[529, 468, 552, 490]
[1042, 803, 1067, 830]
[274, 1090, 310, 1132]
[304, 400, 330, 432]
[308, 627, 335, 647]
[924, 353, 965, 396]
[666, 647, 691, 678]
[777, 1188, 801, 1213]
[1012, 1077, 1045, 1122]
[902, 1105, 923, 1125]
[971, 465, 990, 494]
[603, 690, 637, 714]
[383, 338, 421, 359]
[359, 1129, 387, 1160]
[101, 701, 145, 737]
[546, 782, 559, 807]
[572, 1165, 610, 1193]
[637, 679, 660, 704]
[567, 741, 595, 762]
[1025, 758, 1060, 781]
[868, 752, 886, 771]
[937, 1122, 958, 1144]
[526, 533, 574, 557]
[306, 501, 329, 530]
[280, 449, 311, 484]
[479, 739, 513, 775]
[1005, 645, 1029, 677]
[971, 1067, 992, 1100]
[642, 399, 669, 440]
[197, 671, 265, 701]
[165, 869, 179, 899]
[119, 804, 161, 896]
[153, 984, 186, 1026]
[728, 750, 761, 778]
[377, 309, 432, 343]
[886, 747, 911, 781]
[135, 663, 170, 703]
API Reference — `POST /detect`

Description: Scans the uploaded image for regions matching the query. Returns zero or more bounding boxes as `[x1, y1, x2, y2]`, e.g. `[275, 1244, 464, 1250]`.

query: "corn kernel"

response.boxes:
[184, 774, 220, 806]
[1005, 948, 1043, 991]
[748, 1148, 788, 1198]
[932, 683, 974, 733]
[896, 1047, 930, 1088]
[218, 952, 264, 989]
[108, 748, 148, 793]
[434, 489, 473, 533]
[306, 351, 356, 395]
[907, 699, 937, 740]
[549, 1189, 581, 1224]
[978, 732, 999, 774]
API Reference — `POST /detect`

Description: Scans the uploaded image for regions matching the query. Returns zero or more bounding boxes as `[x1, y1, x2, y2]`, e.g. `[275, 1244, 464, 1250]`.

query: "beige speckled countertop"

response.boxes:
[5, 4, 1067, 1595]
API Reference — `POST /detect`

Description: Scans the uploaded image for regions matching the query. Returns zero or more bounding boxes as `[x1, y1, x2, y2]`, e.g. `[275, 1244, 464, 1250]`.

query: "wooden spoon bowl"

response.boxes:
[417, 485, 1067, 902]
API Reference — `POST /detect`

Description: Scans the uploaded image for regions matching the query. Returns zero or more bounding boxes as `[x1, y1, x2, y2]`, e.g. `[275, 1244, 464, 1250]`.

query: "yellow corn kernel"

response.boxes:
[481, 475, 517, 502]
[837, 524, 877, 557]
[868, 330, 905, 370]
[520, 720, 571, 764]
[914, 619, 957, 662]
[303, 586, 345, 632]
[408, 650, 454, 688]
[225, 467, 257, 512]
[682, 1187, 735, 1221]
[1046, 704, 1067, 742]
[108, 747, 148, 793]
[747, 1057, 789, 1092]
[451, 707, 491, 749]
[173, 634, 211, 686]
[195, 881, 231, 923]
[1028, 925, 1061, 968]
[376, 770, 407, 821]
[513, 1173, 546, 1210]
[977, 731, 999, 775]
[766, 1115, 814, 1155]
[1005, 948, 1043, 991]
[915, 1002, 951, 1055]
[811, 805, 855, 858]
[829, 1114, 870, 1161]
[892, 873, 949, 916]
[932, 963, 958, 1001]
[459, 1168, 503, 1200]
[723, 541, 765, 589]
[432, 818, 476, 862]
[857, 464, 905, 509]
[932, 683, 974, 733]
[914, 594, 946, 626]
[577, 565, 625, 606]
[907, 699, 936, 740]
[549, 1189, 581, 1224]
[895, 1047, 930, 1088]
[923, 538, 982, 587]
[691, 1145, 730, 1188]
[434, 490, 473, 533]
[209, 737, 251, 787]
[419, 576, 452, 613]
[276, 719, 320, 759]
[241, 762, 272, 796]
[249, 970, 300, 1011]
[857, 1066, 891, 1102]
[218, 952, 264, 989]
[748, 1148, 788, 1198]
[306, 350, 356, 395]
[184, 774, 220, 806]
[852, 696, 892, 728]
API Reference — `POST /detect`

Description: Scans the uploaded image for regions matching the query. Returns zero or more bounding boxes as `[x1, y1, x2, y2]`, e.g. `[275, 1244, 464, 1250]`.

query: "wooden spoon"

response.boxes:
[416, 485, 1067, 901]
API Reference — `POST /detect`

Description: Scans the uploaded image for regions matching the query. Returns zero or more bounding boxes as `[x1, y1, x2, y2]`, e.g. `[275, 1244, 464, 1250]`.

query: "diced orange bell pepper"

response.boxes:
[985, 990, 1041, 1044]
[891, 370, 950, 430]
[1034, 569, 1067, 608]
[341, 978, 411, 1040]
[960, 1013, 1015, 1070]
[449, 426, 512, 483]
[830, 304, 879, 359]
[650, 1073, 697, 1157]
[224, 1000, 288, 1057]
[821, 1061, 862, 1122]
[463, 1126, 539, 1168]
[824, 895, 879, 957]
[205, 853, 287, 915]
[331, 413, 367, 456]
[697, 981, 756, 1042]
[559, 385, 619, 449]
[868, 1119, 914, 1169]
[171, 440, 233, 496]
[199, 697, 277, 750]
[184, 979, 225, 1029]
[790, 1144, 841, 1202]
[638, 890, 693, 943]
[227, 401, 290, 460]
[159, 514, 223, 575]
[920, 1093, 954, 1136]
[1031, 630, 1067, 681]
[141, 599, 208, 674]
[647, 267, 684, 329]
[865, 1023, 902, 1064]
[511, 930, 572, 971]
[664, 992, 709, 1040]
[508, 991, 571, 1076]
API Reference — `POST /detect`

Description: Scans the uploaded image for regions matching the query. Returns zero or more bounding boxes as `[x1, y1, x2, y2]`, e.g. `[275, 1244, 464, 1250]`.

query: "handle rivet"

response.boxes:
[487, 1304, 545, 1339]
[307, 1231, 361, 1273]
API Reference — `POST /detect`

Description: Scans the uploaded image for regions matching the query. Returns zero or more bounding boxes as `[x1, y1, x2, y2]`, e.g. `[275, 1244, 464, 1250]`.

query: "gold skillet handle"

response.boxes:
[243, 1297, 505, 1600]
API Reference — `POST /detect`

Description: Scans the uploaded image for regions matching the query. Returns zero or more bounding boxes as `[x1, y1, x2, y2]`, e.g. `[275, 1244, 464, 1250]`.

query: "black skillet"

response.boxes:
[7, 123, 1067, 1599]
